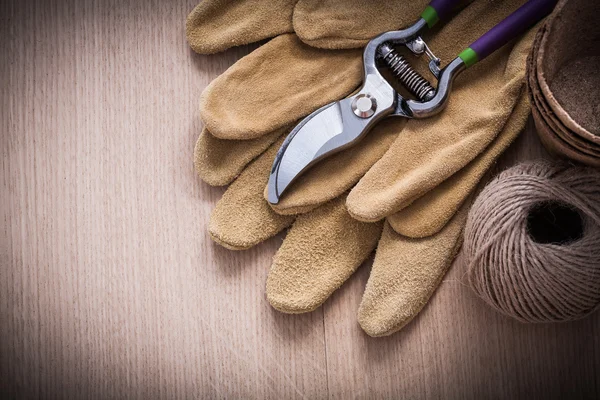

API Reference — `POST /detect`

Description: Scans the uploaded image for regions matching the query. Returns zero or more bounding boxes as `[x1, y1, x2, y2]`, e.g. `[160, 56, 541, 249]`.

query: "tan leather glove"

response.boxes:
[190, 0, 537, 336]
[186, 0, 428, 54]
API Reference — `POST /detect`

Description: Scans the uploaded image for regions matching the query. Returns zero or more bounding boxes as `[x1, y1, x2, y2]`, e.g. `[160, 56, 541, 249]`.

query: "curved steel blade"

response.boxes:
[268, 97, 387, 204]
[267, 72, 398, 204]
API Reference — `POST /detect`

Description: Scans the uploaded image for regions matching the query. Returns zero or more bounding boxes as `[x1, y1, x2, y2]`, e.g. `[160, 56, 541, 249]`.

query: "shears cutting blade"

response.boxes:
[268, 75, 396, 204]
[268, 0, 557, 204]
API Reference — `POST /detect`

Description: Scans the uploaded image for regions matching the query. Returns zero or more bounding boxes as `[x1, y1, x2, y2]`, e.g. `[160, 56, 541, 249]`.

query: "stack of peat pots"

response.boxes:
[527, 0, 600, 167]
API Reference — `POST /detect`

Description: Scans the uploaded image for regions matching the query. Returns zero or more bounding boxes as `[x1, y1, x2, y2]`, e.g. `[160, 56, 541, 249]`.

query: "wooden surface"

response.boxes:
[1, 1, 598, 398]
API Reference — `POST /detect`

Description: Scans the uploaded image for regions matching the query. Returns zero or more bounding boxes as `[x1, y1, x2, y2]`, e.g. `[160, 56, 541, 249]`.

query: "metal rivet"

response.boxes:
[352, 94, 377, 118]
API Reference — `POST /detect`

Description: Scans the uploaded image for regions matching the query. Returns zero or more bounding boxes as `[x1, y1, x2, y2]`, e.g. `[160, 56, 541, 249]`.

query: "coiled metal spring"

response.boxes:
[380, 43, 435, 101]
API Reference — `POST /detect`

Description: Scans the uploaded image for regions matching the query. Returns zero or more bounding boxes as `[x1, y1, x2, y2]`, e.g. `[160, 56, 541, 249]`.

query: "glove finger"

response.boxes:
[357, 200, 470, 337]
[200, 34, 362, 140]
[347, 25, 537, 222]
[209, 137, 295, 250]
[268, 118, 404, 215]
[388, 92, 531, 238]
[195, 126, 290, 186]
[186, 0, 297, 54]
[293, 0, 430, 50]
[266, 194, 383, 313]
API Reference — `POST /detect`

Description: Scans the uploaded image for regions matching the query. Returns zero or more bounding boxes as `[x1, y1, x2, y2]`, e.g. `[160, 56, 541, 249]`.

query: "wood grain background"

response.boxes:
[1, 0, 598, 398]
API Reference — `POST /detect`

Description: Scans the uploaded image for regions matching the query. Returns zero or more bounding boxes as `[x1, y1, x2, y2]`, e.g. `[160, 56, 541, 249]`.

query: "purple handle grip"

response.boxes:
[429, 0, 462, 20]
[470, 0, 557, 61]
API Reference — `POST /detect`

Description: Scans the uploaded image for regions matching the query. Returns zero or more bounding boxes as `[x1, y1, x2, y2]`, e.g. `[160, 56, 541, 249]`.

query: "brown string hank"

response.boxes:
[465, 161, 600, 323]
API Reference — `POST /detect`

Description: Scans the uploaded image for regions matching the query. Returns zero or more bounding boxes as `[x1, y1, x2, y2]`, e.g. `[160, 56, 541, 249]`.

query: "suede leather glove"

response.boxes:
[189, 0, 537, 336]
[186, 0, 430, 54]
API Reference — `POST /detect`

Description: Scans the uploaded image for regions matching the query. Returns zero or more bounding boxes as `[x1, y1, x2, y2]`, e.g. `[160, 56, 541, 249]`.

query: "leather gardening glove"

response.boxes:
[190, 0, 537, 336]
[186, 0, 429, 55]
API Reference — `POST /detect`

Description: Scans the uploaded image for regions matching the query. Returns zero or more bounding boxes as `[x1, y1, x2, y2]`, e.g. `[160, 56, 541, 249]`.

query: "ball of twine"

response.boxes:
[465, 161, 600, 323]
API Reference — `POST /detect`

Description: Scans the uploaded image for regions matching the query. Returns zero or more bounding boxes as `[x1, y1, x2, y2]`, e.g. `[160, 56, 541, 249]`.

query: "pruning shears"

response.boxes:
[268, 0, 557, 204]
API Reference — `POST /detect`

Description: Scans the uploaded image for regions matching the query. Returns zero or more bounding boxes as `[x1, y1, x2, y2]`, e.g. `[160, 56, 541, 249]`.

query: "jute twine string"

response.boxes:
[465, 161, 600, 323]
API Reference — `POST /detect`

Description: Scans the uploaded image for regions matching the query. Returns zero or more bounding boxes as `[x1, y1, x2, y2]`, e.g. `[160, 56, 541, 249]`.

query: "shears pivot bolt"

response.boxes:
[352, 94, 377, 118]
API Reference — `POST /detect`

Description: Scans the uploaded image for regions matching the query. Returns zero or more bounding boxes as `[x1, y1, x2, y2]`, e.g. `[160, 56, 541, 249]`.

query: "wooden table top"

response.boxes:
[1, 0, 598, 398]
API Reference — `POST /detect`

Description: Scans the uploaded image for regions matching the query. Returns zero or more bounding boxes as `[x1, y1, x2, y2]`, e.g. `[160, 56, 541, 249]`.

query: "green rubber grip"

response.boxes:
[420, 6, 440, 28]
[458, 48, 479, 68]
